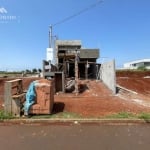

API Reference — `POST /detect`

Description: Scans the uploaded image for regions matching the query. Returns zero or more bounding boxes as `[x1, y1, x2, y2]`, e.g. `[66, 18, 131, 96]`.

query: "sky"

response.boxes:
[0, 0, 150, 71]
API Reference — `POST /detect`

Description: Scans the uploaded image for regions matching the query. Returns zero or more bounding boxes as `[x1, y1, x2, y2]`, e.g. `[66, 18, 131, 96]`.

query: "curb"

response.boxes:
[0, 118, 150, 125]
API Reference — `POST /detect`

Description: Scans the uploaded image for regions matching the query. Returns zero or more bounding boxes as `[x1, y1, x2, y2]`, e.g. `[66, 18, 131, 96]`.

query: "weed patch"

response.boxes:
[31, 111, 83, 119]
[0, 110, 14, 120]
[106, 112, 136, 119]
[106, 112, 150, 120]
[138, 113, 150, 121]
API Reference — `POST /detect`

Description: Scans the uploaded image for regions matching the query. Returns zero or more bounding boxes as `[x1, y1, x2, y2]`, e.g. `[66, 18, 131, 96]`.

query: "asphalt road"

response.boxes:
[0, 123, 150, 150]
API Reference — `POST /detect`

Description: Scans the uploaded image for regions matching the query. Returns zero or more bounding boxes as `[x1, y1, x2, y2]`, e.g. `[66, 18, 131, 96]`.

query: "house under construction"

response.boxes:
[56, 40, 99, 79]
[43, 40, 100, 92]
[43, 40, 116, 94]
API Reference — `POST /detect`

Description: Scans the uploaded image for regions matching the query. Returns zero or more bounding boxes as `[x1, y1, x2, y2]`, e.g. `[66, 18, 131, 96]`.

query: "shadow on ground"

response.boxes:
[52, 102, 65, 114]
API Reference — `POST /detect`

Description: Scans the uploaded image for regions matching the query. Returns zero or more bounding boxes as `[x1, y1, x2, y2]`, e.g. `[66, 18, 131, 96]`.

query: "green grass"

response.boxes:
[105, 112, 136, 119]
[1, 110, 150, 121]
[31, 111, 83, 119]
[105, 112, 150, 121]
[0, 110, 14, 120]
[31, 111, 150, 121]
[138, 113, 150, 120]
[24, 111, 150, 121]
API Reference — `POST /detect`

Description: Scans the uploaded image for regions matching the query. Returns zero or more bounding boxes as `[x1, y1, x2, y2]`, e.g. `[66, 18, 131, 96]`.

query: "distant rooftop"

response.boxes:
[124, 58, 150, 69]
[124, 59, 150, 64]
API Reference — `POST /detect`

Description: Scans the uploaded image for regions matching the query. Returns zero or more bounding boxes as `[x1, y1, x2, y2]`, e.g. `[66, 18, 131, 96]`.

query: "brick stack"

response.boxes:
[29, 79, 54, 114]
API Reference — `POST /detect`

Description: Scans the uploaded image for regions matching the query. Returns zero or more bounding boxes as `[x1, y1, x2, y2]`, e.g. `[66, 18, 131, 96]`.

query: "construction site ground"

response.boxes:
[0, 71, 150, 118]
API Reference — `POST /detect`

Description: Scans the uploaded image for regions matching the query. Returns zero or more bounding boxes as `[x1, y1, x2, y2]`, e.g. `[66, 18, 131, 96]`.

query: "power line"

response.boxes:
[53, 0, 104, 27]
[49, 0, 103, 48]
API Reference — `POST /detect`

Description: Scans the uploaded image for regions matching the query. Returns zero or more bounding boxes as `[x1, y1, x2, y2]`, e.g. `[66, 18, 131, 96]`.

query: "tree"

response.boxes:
[32, 68, 37, 73]
[25, 69, 31, 73]
[38, 68, 42, 73]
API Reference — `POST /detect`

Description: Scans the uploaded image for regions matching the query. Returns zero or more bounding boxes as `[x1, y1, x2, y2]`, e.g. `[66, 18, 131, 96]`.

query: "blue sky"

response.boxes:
[0, 0, 150, 71]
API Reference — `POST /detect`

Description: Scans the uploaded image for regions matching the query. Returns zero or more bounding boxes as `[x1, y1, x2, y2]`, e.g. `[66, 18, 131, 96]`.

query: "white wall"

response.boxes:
[100, 60, 116, 94]
[46, 48, 54, 64]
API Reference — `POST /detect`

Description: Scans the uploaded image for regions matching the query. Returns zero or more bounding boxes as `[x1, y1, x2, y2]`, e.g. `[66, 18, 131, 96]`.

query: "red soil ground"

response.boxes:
[54, 79, 150, 117]
[0, 71, 150, 117]
[116, 71, 150, 95]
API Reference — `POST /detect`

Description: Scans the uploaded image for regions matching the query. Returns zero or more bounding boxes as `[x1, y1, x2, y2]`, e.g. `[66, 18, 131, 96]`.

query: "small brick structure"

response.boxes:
[29, 79, 54, 115]
[4, 79, 25, 117]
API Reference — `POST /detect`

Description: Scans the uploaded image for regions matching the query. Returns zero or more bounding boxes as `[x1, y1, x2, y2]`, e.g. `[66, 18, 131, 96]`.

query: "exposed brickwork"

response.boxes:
[29, 79, 54, 114]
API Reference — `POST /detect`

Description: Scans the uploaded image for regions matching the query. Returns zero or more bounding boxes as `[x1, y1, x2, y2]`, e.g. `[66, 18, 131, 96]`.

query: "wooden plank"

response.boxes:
[6, 79, 22, 83]
[4, 82, 12, 113]
[4, 79, 24, 116]
[12, 99, 21, 117]
[12, 93, 26, 99]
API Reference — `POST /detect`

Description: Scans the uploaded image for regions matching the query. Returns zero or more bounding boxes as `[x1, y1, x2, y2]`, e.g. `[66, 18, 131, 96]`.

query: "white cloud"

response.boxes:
[0, 7, 8, 14]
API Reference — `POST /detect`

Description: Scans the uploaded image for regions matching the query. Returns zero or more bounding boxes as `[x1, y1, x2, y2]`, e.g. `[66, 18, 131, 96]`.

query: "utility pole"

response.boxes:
[49, 25, 53, 48]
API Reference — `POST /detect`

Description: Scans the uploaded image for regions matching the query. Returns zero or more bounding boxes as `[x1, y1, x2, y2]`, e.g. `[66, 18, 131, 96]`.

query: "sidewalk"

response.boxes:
[0, 118, 149, 125]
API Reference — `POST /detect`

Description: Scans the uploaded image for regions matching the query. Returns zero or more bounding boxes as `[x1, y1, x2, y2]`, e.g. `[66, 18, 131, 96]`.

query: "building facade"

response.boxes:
[124, 59, 150, 69]
[43, 40, 100, 92]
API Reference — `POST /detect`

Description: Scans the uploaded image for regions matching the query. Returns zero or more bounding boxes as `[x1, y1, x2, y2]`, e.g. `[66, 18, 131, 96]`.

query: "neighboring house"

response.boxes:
[124, 59, 150, 69]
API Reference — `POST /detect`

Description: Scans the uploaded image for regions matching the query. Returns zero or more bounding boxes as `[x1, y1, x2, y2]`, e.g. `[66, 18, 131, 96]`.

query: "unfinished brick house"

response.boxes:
[56, 40, 100, 79]
[43, 40, 100, 93]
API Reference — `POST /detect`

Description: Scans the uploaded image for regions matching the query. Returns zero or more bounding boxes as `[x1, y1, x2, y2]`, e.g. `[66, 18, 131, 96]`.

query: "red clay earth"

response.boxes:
[116, 71, 150, 95]
[0, 71, 150, 117]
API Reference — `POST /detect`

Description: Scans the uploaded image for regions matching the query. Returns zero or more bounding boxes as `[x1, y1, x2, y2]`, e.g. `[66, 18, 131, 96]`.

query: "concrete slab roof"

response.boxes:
[55, 40, 82, 46]
[80, 49, 99, 58]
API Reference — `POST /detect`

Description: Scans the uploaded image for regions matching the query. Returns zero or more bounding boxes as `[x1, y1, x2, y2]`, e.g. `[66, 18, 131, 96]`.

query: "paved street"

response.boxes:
[0, 123, 150, 150]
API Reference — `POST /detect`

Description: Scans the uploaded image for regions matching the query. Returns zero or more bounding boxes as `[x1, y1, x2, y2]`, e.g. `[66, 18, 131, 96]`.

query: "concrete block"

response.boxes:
[100, 60, 116, 94]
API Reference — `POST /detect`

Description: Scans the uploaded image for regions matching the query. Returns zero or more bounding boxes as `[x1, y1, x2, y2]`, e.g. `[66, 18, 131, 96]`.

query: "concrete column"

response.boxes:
[85, 61, 88, 80]
[75, 50, 79, 95]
